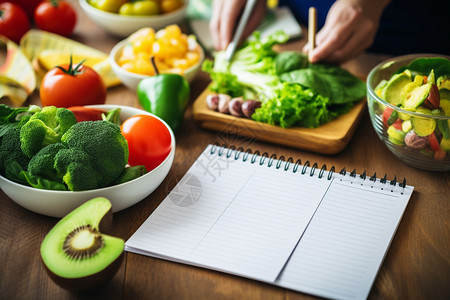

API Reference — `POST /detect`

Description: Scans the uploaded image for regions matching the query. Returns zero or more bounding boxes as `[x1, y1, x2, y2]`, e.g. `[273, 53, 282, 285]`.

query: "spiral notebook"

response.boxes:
[125, 144, 414, 300]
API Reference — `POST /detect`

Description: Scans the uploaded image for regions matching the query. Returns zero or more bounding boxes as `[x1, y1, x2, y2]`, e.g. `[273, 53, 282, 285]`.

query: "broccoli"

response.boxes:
[27, 143, 67, 182]
[20, 106, 77, 158]
[61, 120, 129, 188]
[54, 148, 100, 191]
[0, 127, 30, 177]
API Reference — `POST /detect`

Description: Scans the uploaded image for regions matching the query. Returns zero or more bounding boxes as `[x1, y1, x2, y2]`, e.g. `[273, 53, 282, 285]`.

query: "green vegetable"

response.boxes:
[203, 30, 366, 128]
[204, 31, 287, 101]
[0, 128, 30, 177]
[114, 165, 148, 185]
[280, 58, 366, 105]
[61, 120, 129, 189]
[28, 143, 67, 182]
[396, 57, 450, 79]
[252, 82, 342, 128]
[137, 57, 190, 133]
[53, 148, 100, 191]
[20, 106, 77, 158]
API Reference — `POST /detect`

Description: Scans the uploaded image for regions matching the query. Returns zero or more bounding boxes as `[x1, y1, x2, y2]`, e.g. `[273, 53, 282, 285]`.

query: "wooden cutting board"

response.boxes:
[192, 87, 367, 154]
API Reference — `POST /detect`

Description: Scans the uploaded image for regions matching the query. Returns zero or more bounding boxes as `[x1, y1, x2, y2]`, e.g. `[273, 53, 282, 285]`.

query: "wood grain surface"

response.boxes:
[0, 1, 449, 299]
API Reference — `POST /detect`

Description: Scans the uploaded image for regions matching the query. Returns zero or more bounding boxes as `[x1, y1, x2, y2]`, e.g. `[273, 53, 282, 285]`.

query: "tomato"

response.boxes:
[0, 2, 30, 43]
[68, 106, 106, 122]
[34, 0, 77, 37]
[40, 61, 107, 108]
[427, 132, 441, 152]
[120, 114, 172, 172]
[9, 0, 41, 18]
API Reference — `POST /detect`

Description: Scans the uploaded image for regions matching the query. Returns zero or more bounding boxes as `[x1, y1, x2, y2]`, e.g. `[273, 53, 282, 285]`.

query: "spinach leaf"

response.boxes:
[280, 63, 366, 104]
[396, 57, 450, 79]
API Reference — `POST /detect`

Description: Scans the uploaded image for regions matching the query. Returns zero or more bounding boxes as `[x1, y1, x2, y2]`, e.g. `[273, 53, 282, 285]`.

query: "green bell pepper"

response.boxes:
[137, 64, 190, 133]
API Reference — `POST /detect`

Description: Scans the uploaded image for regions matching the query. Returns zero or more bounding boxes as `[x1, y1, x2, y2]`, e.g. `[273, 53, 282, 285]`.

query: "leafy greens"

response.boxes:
[203, 30, 366, 128]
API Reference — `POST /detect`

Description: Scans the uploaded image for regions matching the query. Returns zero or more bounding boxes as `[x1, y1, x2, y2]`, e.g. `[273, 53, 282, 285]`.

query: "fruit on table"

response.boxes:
[40, 197, 124, 292]
[34, 0, 77, 37]
[88, 0, 183, 15]
[0, 2, 30, 43]
[117, 25, 201, 77]
[40, 58, 107, 108]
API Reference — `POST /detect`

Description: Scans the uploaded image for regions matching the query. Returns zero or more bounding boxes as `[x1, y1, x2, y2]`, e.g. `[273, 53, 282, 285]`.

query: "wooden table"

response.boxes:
[1, 2, 449, 299]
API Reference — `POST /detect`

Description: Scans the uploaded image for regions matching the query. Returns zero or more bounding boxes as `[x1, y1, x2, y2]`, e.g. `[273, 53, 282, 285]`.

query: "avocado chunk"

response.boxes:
[381, 72, 412, 106]
[403, 83, 433, 109]
[410, 107, 436, 136]
[387, 125, 406, 145]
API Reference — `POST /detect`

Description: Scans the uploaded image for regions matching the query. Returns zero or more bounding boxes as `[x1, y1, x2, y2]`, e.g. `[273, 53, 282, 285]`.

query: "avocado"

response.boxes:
[440, 137, 450, 151]
[381, 72, 412, 106]
[437, 75, 450, 90]
[403, 83, 433, 109]
[439, 89, 450, 101]
[387, 125, 406, 145]
[410, 107, 437, 136]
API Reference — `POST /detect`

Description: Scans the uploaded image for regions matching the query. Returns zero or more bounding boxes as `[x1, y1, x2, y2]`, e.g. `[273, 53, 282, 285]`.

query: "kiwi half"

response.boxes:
[40, 197, 124, 292]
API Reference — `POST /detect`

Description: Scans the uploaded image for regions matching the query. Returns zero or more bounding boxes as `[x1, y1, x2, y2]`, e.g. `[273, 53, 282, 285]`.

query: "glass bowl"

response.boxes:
[367, 54, 450, 171]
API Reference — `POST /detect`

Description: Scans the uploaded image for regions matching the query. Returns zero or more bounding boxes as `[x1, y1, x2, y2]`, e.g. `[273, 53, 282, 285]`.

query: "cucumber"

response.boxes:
[411, 108, 436, 137]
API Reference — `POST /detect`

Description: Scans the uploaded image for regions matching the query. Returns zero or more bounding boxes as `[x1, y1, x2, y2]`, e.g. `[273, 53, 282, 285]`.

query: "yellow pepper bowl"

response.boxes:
[79, 0, 188, 37]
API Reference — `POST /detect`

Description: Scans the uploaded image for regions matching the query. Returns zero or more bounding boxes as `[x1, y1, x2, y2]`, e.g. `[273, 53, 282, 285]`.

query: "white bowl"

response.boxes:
[109, 37, 204, 91]
[0, 105, 176, 218]
[79, 0, 188, 37]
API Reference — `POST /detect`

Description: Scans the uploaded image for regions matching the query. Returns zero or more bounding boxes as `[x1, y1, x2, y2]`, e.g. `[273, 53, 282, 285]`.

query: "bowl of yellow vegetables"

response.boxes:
[109, 25, 204, 90]
[79, 0, 187, 37]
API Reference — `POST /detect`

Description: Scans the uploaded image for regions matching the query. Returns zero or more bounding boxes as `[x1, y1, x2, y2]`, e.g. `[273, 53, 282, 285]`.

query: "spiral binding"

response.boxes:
[211, 143, 407, 190]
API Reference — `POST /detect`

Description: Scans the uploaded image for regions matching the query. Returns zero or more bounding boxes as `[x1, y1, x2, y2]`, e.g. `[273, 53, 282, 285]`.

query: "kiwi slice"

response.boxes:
[40, 197, 124, 292]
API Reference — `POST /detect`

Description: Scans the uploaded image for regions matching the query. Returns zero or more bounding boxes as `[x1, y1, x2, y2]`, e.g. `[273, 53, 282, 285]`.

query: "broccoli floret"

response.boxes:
[61, 120, 129, 188]
[54, 148, 100, 191]
[27, 143, 67, 182]
[0, 127, 30, 177]
[20, 106, 77, 158]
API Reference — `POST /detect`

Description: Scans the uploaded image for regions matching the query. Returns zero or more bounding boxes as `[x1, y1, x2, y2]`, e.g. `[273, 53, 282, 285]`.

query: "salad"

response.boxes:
[374, 57, 450, 160]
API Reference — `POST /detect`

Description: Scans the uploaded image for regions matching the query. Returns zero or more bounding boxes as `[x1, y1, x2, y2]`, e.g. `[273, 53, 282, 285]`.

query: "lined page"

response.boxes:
[125, 145, 330, 282]
[276, 176, 414, 300]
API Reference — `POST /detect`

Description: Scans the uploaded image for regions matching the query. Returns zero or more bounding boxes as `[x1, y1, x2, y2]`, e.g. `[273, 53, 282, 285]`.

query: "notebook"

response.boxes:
[125, 144, 414, 300]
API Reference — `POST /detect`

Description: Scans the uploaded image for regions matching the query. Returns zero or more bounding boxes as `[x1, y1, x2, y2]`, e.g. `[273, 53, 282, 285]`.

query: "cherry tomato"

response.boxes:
[9, 0, 41, 18]
[40, 61, 107, 108]
[68, 106, 106, 122]
[34, 0, 77, 37]
[0, 2, 30, 43]
[120, 114, 172, 172]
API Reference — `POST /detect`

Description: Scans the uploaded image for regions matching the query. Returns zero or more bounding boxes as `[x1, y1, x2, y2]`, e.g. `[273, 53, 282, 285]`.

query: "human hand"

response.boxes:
[209, 0, 267, 51]
[304, 0, 391, 63]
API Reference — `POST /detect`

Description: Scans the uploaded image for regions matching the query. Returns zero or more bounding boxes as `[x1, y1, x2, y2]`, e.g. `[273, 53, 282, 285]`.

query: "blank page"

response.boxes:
[276, 176, 413, 300]
[125, 145, 330, 282]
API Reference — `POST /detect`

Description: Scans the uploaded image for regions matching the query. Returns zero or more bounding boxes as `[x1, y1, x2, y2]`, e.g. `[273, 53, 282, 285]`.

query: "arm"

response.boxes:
[304, 0, 392, 63]
[209, 0, 267, 51]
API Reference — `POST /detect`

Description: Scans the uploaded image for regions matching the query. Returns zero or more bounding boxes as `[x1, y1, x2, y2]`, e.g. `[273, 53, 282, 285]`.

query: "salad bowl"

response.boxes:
[367, 54, 450, 171]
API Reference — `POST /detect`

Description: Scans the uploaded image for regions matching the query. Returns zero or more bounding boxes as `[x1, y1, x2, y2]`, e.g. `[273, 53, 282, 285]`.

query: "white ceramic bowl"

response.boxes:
[0, 105, 176, 218]
[109, 37, 204, 91]
[79, 0, 188, 37]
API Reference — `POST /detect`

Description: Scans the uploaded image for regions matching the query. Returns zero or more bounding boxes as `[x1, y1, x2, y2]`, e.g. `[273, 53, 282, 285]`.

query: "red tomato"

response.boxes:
[9, 0, 41, 18]
[68, 106, 106, 122]
[0, 2, 30, 43]
[120, 114, 172, 172]
[427, 132, 441, 152]
[40, 62, 107, 108]
[34, 0, 77, 37]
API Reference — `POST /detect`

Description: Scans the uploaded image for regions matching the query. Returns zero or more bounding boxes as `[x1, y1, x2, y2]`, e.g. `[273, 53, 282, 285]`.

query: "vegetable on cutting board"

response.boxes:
[137, 56, 190, 133]
[202, 30, 366, 128]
